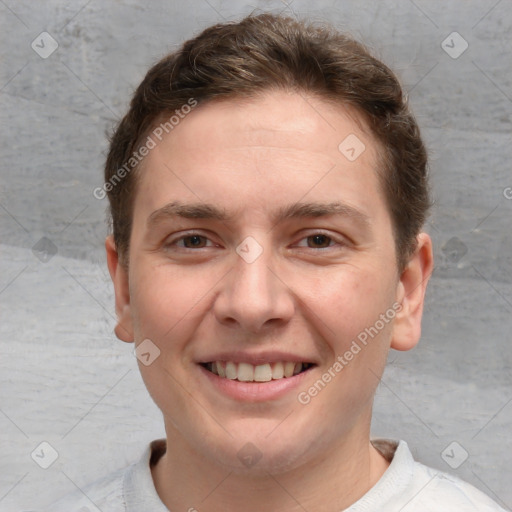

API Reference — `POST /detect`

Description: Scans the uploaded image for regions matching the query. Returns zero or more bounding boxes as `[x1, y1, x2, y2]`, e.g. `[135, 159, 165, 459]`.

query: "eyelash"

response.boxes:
[165, 231, 344, 251]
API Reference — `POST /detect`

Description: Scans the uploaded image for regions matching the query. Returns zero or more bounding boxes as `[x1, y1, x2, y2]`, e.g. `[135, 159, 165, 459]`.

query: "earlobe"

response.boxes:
[390, 233, 434, 351]
[105, 235, 134, 343]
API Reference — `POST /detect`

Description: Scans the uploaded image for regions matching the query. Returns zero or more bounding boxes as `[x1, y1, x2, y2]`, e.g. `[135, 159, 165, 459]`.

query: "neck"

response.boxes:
[152, 421, 390, 511]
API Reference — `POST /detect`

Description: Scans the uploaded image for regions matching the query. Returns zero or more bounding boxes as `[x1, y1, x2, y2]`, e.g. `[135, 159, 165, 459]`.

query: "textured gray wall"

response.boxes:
[1, 1, 511, 510]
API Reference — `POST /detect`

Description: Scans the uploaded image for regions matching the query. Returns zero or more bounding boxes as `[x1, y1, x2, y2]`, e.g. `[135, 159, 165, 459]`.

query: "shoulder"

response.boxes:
[367, 439, 506, 512]
[408, 459, 506, 511]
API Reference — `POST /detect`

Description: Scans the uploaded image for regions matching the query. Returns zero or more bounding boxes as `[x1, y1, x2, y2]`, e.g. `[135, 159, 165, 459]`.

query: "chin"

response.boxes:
[201, 423, 317, 476]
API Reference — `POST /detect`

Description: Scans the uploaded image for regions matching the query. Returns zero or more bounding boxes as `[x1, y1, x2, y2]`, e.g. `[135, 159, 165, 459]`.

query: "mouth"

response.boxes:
[199, 361, 316, 383]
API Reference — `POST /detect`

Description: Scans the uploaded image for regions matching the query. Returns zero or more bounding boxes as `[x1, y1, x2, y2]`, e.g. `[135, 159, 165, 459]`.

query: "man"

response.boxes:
[47, 12, 505, 511]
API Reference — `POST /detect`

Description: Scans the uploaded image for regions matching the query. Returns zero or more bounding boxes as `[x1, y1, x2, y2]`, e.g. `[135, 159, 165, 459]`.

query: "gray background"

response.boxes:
[0, 0, 511, 510]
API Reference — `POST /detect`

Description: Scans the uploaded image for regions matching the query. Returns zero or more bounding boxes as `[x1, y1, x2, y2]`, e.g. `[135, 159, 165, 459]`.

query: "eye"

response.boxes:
[180, 235, 208, 248]
[296, 233, 339, 249]
[166, 233, 215, 249]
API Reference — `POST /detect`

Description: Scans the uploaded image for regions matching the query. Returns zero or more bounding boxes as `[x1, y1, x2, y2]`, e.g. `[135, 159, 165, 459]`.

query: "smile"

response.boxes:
[201, 361, 315, 382]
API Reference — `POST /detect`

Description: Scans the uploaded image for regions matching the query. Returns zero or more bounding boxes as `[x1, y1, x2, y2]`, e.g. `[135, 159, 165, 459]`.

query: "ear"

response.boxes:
[391, 233, 434, 351]
[105, 235, 134, 343]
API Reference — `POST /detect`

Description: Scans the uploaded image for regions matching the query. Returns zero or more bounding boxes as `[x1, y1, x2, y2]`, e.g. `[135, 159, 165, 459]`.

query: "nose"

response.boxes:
[213, 238, 295, 334]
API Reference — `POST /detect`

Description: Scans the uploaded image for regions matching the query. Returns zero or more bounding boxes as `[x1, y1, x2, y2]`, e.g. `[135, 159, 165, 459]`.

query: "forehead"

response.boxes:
[157, 91, 375, 160]
[133, 91, 387, 225]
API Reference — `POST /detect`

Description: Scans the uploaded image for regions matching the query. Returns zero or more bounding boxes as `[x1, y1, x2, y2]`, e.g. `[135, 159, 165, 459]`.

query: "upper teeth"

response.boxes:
[206, 361, 310, 382]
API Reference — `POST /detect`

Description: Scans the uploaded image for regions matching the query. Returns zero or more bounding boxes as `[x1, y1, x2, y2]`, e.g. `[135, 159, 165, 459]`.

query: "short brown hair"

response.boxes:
[105, 12, 430, 270]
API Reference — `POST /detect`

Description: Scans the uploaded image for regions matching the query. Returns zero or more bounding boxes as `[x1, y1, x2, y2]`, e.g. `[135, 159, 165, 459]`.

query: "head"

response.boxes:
[105, 13, 433, 473]
[105, 13, 430, 272]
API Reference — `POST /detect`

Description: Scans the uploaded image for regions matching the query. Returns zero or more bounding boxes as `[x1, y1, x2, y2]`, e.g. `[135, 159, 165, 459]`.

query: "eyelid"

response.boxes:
[164, 229, 348, 250]
[164, 230, 217, 249]
[293, 230, 346, 249]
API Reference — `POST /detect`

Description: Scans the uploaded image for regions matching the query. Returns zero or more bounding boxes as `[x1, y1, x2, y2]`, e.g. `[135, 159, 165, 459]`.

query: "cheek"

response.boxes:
[129, 262, 214, 342]
[295, 264, 396, 345]
[290, 264, 396, 408]
[128, 265, 212, 418]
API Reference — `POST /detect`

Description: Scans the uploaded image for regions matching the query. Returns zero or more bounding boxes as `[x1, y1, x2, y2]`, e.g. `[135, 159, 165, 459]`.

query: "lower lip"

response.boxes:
[198, 364, 314, 403]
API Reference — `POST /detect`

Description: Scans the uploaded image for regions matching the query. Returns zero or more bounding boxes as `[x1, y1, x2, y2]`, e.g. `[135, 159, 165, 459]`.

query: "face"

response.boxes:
[107, 90, 432, 474]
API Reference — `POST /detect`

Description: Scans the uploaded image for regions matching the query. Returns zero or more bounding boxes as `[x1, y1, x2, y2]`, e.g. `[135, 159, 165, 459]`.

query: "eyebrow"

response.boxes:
[146, 200, 371, 229]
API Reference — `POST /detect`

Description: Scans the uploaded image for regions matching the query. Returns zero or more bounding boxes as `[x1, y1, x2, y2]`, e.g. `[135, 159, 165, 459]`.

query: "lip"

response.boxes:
[196, 350, 317, 366]
[198, 363, 315, 402]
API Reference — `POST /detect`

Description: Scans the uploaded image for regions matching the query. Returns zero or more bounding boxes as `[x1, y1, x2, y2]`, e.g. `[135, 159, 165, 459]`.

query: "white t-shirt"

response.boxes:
[40, 438, 506, 511]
